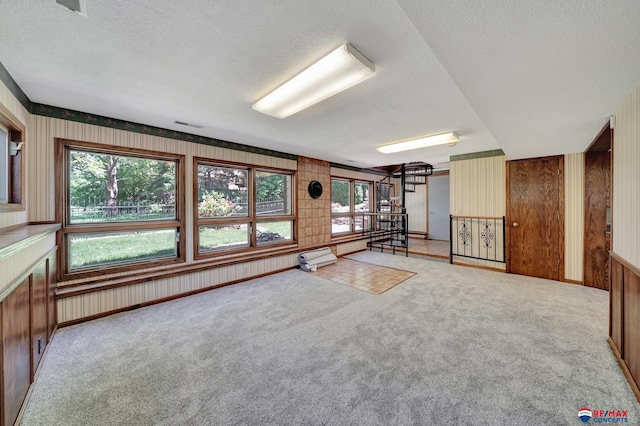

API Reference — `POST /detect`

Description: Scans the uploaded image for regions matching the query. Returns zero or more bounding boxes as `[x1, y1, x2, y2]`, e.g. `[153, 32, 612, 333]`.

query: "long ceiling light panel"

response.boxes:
[376, 132, 459, 153]
[252, 43, 375, 119]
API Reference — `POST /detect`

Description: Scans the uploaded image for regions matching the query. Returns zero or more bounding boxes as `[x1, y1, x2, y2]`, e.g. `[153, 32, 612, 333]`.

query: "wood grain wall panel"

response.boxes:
[28, 116, 297, 223]
[564, 153, 584, 282]
[610, 257, 624, 352]
[56, 252, 300, 324]
[2, 279, 31, 426]
[623, 267, 640, 385]
[584, 151, 610, 289]
[450, 155, 506, 218]
[0, 234, 56, 294]
[30, 261, 47, 377]
[0, 80, 29, 230]
[613, 85, 640, 268]
[405, 184, 427, 233]
[336, 240, 368, 256]
[329, 167, 381, 182]
[450, 154, 506, 269]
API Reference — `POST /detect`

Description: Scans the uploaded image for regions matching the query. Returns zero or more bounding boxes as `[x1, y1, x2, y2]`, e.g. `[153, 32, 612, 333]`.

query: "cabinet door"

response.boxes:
[47, 252, 57, 342]
[2, 279, 31, 426]
[31, 261, 48, 377]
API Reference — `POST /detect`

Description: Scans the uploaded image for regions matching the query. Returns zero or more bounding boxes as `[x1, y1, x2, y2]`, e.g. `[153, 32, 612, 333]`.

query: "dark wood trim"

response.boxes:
[450, 261, 505, 273]
[585, 120, 611, 153]
[14, 326, 57, 426]
[193, 156, 298, 260]
[0, 103, 26, 213]
[505, 160, 512, 273]
[564, 279, 583, 285]
[559, 155, 565, 282]
[55, 138, 187, 280]
[608, 337, 640, 404]
[57, 266, 294, 328]
[611, 252, 640, 278]
[0, 246, 58, 303]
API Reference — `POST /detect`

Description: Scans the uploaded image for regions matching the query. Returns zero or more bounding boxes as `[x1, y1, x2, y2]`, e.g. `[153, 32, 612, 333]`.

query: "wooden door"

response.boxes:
[507, 156, 563, 280]
[584, 151, 611, 289]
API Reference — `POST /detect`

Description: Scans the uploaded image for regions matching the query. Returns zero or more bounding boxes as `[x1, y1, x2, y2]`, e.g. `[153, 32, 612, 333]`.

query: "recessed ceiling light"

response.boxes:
[376, 132, 459, 154]
[252, 43, 375, 119]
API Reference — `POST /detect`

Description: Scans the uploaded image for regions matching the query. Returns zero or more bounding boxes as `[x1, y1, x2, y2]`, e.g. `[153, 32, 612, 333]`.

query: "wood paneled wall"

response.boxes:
[564, 153, 584, 282]
[405, 184, 427, 233]
[450, 154, 506, 270]
[450, 155, 506, 218]
[609, 83, 640, 403]
[0, 79, 29, 230]
[613, 85, 640, 267]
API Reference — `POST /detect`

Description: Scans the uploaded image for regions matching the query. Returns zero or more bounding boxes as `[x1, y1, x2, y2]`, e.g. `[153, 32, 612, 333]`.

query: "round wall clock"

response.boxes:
[308, 180, 323, 199]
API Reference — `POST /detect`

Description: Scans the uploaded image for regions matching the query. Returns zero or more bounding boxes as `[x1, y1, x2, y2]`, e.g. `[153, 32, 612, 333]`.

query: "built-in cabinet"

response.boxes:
[1, 242, 57, 426]
[609, 252, 640, 403]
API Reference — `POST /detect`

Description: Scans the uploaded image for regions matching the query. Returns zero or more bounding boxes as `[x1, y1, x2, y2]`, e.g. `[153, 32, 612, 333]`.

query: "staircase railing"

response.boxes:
[450, 215, 506, 264]
[360, 212, 409, 256]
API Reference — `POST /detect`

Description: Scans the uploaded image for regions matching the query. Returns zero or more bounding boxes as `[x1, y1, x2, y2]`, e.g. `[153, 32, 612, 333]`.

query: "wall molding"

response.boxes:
[450, 149, 505, 162]
[0, 60, 31, 111]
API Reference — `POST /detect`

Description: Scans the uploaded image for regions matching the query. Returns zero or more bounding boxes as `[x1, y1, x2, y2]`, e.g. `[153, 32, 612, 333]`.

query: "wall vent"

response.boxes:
[174, 121, 204, 129]
[54, 0, 87, 17]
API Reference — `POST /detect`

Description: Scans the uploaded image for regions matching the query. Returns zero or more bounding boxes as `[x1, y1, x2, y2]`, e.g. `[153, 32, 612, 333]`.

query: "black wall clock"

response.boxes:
[308, 180, 323, 199]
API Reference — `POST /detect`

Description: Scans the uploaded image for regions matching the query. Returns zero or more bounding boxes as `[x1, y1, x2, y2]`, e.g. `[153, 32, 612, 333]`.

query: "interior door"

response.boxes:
[427, 174, 450, 241]
[584, 151, 611, 289]
[507, 156, 563, 280]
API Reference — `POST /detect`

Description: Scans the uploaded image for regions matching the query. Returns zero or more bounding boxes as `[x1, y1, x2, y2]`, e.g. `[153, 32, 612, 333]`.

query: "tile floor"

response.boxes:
[312, 258, 415, 295]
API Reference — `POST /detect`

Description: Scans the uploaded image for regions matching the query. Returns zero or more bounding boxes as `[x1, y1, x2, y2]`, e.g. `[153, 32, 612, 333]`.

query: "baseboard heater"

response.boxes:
[298, 247, 337, 271]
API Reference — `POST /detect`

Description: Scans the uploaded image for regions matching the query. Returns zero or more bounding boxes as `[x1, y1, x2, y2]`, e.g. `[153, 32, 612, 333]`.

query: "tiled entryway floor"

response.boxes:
[312, 258, 415, 295]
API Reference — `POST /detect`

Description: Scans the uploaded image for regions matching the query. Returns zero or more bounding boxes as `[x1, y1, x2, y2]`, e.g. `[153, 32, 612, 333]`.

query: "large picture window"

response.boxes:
[56, 139, 185, 278]
[331, 178, 372, 234]
[195, 159, 295, 257]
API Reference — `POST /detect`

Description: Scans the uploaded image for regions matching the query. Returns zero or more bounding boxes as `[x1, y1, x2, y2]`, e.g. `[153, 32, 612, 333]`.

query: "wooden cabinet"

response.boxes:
[0, 251, 57, 426]
[2, 279, 31, 426]
[31, 260, 48, 378]
[609, 252, 640, 403]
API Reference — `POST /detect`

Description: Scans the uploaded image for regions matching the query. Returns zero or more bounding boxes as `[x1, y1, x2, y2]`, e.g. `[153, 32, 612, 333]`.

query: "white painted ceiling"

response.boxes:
[1, 0, 639, 168]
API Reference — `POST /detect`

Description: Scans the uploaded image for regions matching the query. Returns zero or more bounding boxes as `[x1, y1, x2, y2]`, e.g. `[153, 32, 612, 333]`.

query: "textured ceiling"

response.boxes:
[0, 0, 639, 168]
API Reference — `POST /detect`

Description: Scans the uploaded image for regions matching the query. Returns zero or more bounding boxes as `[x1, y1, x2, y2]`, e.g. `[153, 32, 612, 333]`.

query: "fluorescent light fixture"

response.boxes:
[252, 43, 375, 119]
[376, 132, 460, 154]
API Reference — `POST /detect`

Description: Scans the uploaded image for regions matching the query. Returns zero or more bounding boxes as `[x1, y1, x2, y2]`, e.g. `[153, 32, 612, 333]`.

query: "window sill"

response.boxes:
[0, 203, 26, 213]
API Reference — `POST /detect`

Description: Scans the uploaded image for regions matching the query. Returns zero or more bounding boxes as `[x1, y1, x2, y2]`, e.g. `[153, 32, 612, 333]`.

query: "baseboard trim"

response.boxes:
[608, 337, 640, 404]
[452, 261, 506, 273]
[57, 266, 294, 328]
[563, 279, 583, 285]
[15, 327, 58, 425]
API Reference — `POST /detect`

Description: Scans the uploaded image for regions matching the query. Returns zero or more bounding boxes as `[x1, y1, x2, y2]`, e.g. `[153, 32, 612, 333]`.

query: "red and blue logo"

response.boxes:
[579, 408, 593, 423]
[578, 407, 629, 423]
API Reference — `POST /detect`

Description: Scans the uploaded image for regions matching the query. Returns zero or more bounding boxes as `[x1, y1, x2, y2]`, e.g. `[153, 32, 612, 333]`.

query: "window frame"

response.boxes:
[55, 138, 186, 280]
[194, 157, 296, 259]
[331, 177, 373, 236]
[0, 105, 25, 211]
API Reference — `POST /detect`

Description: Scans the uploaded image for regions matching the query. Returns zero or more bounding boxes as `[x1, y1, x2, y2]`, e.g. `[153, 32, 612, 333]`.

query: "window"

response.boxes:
[56, 139, 185, 278]
[331, 178, 372, 234]
[195, 159, 295, 257]
[0, 110, 24, 209]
